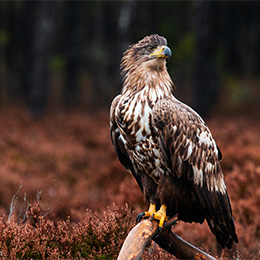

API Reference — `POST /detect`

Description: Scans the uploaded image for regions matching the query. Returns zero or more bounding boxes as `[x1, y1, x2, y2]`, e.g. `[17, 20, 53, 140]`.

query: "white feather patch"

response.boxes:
[205, 170, 226, 194]
[198, 131, 212, 146]
[193, 166, 203, 187]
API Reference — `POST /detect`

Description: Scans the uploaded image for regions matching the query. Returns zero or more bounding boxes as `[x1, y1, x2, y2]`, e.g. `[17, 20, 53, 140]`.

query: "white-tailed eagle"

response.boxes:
[110, 34, 238, 249]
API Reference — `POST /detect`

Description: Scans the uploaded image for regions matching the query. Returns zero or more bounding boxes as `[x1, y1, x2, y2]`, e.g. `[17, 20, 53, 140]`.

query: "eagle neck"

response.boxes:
[122, 67, 174, 101]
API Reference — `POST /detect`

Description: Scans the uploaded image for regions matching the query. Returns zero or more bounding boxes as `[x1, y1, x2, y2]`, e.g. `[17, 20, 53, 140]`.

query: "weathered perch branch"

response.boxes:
[117, 218, 217, 260]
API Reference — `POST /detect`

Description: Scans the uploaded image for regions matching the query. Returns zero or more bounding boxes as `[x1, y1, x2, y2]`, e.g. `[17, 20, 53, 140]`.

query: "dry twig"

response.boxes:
[8, 182, 23, 222]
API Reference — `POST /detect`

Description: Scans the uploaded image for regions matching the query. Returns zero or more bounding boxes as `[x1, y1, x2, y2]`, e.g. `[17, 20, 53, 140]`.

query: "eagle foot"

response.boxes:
[136, 203, 156, 223]
[152, 204, 167, 229]
[136, 204, 170, 230]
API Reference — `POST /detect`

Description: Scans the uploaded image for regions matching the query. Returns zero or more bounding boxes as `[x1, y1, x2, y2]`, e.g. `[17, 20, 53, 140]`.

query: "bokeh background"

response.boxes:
[0, 1, 260, 258]
[0, 1, 260, 116]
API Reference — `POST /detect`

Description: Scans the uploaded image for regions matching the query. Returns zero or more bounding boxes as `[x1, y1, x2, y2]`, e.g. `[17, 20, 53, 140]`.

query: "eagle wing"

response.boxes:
[110, 95, 143, 192]
[152, 98, 238, 248]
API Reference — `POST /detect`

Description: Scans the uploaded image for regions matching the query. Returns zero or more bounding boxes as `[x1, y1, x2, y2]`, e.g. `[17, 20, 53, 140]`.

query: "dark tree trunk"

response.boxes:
[4, 2, 24, 101]
[27, 1, 54, 118]
[64, 1, 81, 108]
[116, 1, 137, 93]
[20, 2, 36, 101]
[87, 1, 122, 108]
[193, 1, 219, 118]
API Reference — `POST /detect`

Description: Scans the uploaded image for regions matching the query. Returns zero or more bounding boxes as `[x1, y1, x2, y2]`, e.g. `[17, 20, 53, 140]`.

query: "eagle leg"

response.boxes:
[136, 203, 156, 223]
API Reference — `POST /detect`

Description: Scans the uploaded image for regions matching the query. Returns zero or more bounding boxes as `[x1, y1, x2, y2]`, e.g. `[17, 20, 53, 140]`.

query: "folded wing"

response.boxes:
[152, 98, 238, 248]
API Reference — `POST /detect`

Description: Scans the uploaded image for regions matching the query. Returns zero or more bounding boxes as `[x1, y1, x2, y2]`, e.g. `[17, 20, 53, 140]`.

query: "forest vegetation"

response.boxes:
[0, 1, 259, 259]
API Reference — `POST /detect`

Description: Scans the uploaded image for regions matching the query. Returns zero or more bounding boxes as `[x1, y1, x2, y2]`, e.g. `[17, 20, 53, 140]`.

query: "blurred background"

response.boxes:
[0, 1, 260, 257]
[0, 1, 259, 117]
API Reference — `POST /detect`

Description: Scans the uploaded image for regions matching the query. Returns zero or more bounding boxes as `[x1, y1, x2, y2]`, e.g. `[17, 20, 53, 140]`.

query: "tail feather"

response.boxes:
[195, 186, 238, 248]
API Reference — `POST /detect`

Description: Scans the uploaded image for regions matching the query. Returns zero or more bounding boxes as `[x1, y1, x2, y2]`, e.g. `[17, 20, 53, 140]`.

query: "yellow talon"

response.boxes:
[137, 204, 168, 228]
[136, 203, 157, 222]
[144, 203, 156, 218]
[148, 203, 156, 214]
[153, 204, 167, 228]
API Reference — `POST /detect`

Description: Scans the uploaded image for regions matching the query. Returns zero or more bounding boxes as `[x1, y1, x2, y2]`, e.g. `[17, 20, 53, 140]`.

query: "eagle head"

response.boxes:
[121, 34, 172, 74]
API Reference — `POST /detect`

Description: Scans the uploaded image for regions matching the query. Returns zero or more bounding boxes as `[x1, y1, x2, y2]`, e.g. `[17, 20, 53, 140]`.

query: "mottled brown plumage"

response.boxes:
[110, 34, 238, 249]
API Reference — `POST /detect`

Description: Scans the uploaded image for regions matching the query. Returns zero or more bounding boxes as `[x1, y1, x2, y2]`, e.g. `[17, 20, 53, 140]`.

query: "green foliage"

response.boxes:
[225, 76, 250, 106]
[0, 29, 9, 46]
[174, 32, 195, 64]
[49, 55, 66, 73]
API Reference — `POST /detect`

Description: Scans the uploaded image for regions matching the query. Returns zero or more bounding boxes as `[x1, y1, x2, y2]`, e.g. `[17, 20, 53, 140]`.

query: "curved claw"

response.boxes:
[136, 212, 146, 223]
[156, 217, 177, 237]
[136, 203, 156, 223]
[155, 218, 177, 238]
[155, 225, 165, 238]
[163, 216, 178, 230]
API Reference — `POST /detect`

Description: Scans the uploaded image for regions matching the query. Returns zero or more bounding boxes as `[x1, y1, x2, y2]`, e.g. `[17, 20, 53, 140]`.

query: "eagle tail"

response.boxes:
[195, 187, 238, 249]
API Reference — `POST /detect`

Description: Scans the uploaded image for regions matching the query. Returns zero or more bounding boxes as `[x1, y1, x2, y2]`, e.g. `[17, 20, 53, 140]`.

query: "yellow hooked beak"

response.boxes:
[150, 45, 172, 59]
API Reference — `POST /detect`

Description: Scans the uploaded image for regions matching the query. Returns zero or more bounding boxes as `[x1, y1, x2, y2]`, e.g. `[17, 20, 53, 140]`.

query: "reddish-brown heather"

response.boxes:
[0, 106, 259, 259]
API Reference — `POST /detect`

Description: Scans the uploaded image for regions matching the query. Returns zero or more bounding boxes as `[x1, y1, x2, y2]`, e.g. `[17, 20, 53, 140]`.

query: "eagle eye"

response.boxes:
[146, 46, 154, 52]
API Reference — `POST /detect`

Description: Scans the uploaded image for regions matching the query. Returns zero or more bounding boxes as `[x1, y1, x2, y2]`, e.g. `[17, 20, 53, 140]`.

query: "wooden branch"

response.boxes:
[117, 218, 217, 260]
[153, 225, 217, 260]
[117, 218, 158, 260]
